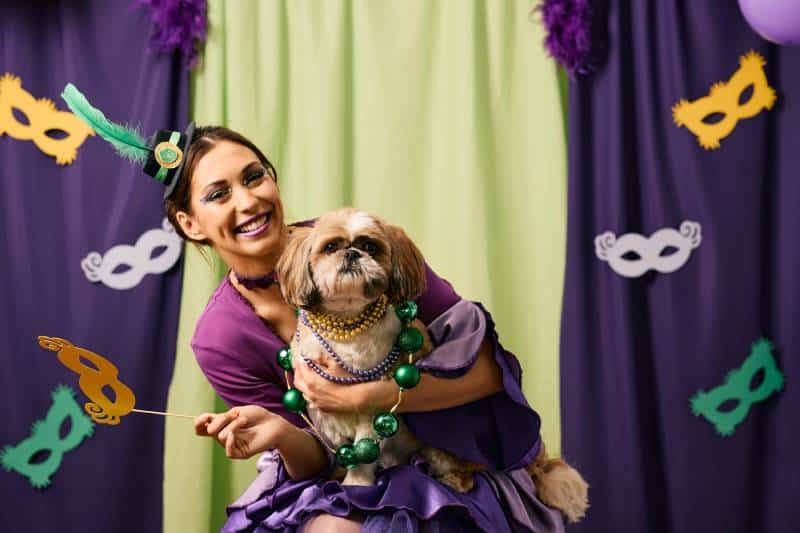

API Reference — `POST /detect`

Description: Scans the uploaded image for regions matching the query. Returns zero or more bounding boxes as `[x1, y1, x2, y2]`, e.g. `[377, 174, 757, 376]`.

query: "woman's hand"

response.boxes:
[292, 363, 395, 414]
[194, 405, 289, 459]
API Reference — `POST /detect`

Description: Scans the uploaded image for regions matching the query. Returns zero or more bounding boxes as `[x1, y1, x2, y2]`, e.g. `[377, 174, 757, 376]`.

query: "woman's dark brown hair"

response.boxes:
[164, 126, 277, 243]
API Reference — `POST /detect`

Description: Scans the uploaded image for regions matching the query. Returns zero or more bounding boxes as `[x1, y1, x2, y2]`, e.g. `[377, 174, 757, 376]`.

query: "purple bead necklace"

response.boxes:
[296, 312, 400, 383]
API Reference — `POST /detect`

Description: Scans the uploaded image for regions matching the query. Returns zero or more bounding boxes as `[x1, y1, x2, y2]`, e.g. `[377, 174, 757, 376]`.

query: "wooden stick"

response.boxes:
[131, 408, 195, 420]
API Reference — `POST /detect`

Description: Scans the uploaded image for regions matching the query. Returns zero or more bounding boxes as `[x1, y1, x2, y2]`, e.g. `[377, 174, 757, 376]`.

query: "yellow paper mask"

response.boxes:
[0, 74, 95, 164]
[38, 336, 136, 425]
[672, 51, 777, 150]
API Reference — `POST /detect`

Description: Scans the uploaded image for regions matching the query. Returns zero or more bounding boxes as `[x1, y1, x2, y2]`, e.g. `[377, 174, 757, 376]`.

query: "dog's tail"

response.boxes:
[526, 445, 589, 523]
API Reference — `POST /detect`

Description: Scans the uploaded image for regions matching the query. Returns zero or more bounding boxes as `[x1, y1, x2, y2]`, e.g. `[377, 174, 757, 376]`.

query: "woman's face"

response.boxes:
[176, 140, 285, 269]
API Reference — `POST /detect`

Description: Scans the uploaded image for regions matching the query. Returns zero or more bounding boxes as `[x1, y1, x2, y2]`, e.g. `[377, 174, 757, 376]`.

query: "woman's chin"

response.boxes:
[234, 230, 280, 257]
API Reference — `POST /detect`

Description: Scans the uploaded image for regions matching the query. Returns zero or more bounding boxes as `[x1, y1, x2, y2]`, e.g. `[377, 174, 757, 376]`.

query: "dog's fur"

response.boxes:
[276, 208, 588, 522]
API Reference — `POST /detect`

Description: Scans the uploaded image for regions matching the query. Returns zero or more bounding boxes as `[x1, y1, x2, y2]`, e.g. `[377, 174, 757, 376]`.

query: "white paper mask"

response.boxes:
[81, 218, 182, 290]
[595, 220, 702, 278]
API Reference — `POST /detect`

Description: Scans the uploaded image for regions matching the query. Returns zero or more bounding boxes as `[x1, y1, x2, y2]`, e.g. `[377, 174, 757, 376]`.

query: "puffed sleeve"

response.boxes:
[190, 281, 306, 428]
[404, 265, 543, 471]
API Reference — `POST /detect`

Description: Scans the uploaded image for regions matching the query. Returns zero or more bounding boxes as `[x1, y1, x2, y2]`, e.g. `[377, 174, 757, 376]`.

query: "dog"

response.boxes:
[276, 207, 588, 523]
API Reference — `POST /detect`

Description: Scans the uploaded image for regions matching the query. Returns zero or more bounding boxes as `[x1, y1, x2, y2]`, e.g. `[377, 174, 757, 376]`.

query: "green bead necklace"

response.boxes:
[278, 300, 422, 468]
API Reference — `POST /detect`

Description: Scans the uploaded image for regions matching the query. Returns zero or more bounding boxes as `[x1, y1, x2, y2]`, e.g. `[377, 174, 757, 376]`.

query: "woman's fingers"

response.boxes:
[206, 408, 240, 435]
[224, 416, 250, 457]
[293, 365, 311, 394]
[194, 413, 215, 436]
[294, 366, 321, 407]
[224, 429, 237, 457]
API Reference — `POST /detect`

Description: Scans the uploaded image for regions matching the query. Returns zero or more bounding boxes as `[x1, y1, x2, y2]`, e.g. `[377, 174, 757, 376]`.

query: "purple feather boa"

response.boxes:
[537, 0, 593, 77]
[136, 0, 208, 69]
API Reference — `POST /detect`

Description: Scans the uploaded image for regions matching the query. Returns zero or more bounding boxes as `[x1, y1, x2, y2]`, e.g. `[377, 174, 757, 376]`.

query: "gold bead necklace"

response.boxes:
[305, 295, 388, 341]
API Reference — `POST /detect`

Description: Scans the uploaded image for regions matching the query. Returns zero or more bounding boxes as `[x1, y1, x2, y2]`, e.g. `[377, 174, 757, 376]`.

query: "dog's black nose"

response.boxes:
[345, 249, 361, 262]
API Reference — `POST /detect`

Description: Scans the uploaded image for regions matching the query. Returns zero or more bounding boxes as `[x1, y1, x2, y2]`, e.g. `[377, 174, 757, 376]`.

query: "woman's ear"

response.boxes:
[175, 211, 208, 242]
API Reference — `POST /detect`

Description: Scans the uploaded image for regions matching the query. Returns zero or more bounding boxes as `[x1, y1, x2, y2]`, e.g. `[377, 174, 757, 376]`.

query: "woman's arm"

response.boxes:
[393, 337, 503, 413]
[292, 336, 503, 414]
[195, 405, 329, 480]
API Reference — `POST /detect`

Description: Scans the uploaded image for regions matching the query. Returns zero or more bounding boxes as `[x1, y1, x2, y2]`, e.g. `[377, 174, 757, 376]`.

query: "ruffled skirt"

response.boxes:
[222, 452, 565, 533]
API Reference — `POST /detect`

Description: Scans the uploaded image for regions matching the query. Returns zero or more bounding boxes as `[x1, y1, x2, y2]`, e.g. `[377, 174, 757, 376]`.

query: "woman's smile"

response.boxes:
[235, 211, 273, 237]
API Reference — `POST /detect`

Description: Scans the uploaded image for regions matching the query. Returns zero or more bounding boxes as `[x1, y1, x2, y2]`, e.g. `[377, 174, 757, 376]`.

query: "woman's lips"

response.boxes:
[235, 212, 272, 237]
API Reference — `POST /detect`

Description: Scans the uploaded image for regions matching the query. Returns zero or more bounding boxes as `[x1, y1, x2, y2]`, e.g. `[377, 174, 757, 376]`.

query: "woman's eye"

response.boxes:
[203, 188, 230, 203]
[244, 170, 266, 186]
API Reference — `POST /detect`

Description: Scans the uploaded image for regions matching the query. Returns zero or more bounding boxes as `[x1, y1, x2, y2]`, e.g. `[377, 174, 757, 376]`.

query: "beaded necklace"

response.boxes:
[276, 300, 424, 468]
[304, 295, 388, 341]
[297, 310, 400, 382]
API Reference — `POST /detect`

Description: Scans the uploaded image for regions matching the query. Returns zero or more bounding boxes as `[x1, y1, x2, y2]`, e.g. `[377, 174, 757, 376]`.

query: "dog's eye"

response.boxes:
[363, 242, 379, 255]
[324, 241, 338, 254]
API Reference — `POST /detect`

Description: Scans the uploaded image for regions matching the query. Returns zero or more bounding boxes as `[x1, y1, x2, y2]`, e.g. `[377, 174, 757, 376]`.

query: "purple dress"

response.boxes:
[192, 265, 565, 532]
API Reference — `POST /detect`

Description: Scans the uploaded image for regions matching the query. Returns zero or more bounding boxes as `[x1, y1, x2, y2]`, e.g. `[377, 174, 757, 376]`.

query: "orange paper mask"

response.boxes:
[38, 336, 136, 425]
[672, 51, 777, 150]
[0, 74, 95, 164]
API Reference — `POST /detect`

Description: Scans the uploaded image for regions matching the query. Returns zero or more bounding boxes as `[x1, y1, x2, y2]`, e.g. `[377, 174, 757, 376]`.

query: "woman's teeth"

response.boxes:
[236, 213, 271, 234]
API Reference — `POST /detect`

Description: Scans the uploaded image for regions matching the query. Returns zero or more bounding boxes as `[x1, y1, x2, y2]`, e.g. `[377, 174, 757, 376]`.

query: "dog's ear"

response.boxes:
[383, 223, 427, 304]
[276, 226, 320, 309]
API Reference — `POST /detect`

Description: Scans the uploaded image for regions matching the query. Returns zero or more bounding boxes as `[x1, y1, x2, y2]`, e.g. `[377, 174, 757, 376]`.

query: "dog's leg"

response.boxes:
[419, 447, 481, 493]
[342, 419, 378, 486]
[378, 422, 420, 469]
[526, 445, 589, 523]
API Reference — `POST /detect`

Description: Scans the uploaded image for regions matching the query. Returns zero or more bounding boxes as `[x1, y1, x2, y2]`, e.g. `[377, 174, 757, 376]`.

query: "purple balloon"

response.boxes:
[739, 0, 800, 45]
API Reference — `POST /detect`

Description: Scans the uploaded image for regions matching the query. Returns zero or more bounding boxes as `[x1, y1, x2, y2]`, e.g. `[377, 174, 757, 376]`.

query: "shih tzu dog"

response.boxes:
[276, 208, 588, 523]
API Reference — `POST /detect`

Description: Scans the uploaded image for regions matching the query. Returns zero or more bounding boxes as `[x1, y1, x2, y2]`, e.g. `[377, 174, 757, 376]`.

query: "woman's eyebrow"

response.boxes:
[239, 161, 263, 176]
[199, 161, 263, 195]
[200, 179, 228, 194]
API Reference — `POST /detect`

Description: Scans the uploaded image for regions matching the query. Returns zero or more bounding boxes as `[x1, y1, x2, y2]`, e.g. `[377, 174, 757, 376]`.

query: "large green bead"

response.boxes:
[282, 388, 306, 413]
[394, 301, 418, 324]
[394, 364, 421, 389]
[373, 412, 399, 438]
[336, 444, 358, 468]
[353, 438, 380, 464]
[397, 327, 424, 353]
[277, 346, 293, 371]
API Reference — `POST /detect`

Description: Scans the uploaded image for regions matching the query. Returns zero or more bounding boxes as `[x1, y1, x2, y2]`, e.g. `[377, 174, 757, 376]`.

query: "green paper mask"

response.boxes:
[690, 338, 784, 437]
[0, 385, 94, 489]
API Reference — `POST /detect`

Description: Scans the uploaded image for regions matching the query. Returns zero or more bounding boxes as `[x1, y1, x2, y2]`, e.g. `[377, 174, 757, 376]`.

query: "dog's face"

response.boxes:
[277, 208, 426, 314]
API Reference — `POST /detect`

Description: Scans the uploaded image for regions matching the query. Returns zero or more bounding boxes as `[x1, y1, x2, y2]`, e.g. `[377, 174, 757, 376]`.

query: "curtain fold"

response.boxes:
[0, 2, 187, 532]
[164, 2, 566, 531]
[561, 2, 800, 532]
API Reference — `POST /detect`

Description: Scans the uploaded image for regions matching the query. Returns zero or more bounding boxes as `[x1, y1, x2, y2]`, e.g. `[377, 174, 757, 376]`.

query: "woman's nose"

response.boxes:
[234, 186, 260, 211]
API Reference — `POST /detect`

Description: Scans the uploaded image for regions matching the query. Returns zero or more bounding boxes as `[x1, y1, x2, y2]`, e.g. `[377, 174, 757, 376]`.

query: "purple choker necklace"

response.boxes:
[234, 271, 279, 290]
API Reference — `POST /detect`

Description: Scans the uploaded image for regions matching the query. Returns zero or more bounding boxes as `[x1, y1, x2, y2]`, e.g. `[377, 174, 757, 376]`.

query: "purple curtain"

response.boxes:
[561, 2, 800, 532]
[0, 2, 186, 531]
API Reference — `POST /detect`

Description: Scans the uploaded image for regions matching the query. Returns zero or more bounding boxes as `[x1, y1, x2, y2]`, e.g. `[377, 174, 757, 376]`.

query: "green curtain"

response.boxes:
[163, 1, 567, 531]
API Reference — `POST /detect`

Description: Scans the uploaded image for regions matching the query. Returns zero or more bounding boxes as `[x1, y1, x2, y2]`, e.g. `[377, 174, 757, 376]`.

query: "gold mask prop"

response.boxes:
[38, 336, 136, 425]
[0, 74, 95, 164]
[672, 51, 777, 150]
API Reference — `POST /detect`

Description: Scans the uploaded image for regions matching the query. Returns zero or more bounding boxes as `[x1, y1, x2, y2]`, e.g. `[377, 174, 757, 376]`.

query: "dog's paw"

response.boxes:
[342, 469, 376, 487]
[533, 462, 589, 523]
[438, 471, 475, 493]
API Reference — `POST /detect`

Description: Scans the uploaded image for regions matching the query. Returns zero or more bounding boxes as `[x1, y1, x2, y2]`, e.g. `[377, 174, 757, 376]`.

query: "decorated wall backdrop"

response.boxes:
[0, 2, 186, 532]
[560, 2, 800, 532]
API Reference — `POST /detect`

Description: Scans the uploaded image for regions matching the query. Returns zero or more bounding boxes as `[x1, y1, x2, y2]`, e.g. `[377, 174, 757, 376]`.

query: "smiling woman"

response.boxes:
[61, 92, 575, 529]
[169, 126, 580, 532]
[165, 127, 286, 280]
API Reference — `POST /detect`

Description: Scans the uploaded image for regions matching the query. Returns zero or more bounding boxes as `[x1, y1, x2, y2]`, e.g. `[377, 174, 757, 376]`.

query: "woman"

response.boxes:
[168, 126, 566, 532]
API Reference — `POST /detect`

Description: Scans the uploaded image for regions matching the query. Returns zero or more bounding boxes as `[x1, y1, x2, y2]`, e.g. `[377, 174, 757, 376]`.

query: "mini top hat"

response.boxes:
[61, 83, 194, 199]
